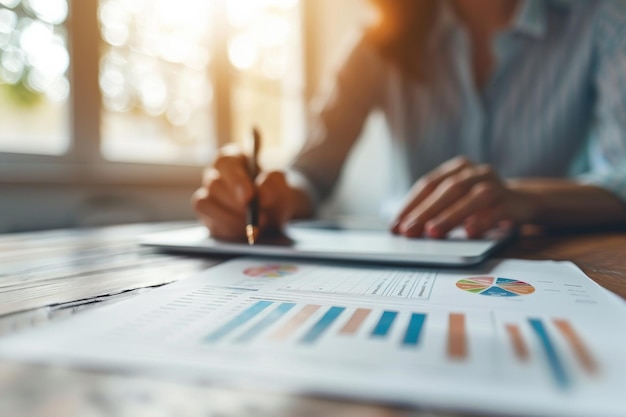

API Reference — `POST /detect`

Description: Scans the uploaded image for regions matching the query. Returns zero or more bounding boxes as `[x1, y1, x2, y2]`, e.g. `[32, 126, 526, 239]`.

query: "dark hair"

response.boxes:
[366, 0, 438, 79]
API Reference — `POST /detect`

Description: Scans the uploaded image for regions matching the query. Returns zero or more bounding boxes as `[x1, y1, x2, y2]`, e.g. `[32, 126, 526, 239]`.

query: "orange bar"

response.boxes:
[505, 324, 529, 361]
[270, 304, 320, 340]
[554, 319, 598, 374]
[339, 308, 372, 335]
[448, 313, 467, 360]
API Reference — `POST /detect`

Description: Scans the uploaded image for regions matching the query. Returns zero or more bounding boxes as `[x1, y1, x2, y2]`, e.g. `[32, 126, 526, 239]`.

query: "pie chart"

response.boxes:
[456, 276, 535, 297]
[244, 264, 298, 278]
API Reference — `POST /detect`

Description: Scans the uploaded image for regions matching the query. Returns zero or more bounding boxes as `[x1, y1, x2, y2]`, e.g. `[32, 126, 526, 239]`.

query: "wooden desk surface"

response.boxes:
[0, 223, 624, 417]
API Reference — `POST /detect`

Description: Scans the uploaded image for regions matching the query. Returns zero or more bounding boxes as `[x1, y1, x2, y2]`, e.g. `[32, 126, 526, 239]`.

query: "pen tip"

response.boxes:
[246, 225, 259, 245]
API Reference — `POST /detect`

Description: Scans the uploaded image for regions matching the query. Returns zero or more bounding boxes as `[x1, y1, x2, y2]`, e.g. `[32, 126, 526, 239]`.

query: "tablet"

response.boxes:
[141, 221, 512, 267]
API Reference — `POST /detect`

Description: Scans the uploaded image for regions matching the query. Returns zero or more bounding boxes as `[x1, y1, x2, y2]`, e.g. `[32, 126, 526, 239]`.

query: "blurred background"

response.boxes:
[0, 0, 391, 233]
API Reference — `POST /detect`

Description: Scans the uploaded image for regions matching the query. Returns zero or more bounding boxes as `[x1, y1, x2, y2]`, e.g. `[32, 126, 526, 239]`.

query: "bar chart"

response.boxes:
[202, 298, 598, 388]
[497, 315, 600, 389]
[204, 300, 432, 349]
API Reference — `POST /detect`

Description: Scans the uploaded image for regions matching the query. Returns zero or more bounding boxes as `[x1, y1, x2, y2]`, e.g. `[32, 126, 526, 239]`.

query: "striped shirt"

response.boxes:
[291, 0, 626, 217]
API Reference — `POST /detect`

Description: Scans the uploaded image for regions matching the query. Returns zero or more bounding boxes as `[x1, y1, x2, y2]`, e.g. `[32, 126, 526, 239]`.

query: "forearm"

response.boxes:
[510, 179, 626, 228]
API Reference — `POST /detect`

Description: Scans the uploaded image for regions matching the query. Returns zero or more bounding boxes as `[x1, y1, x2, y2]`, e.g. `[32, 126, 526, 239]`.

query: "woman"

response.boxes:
[193, 0, 626, 240]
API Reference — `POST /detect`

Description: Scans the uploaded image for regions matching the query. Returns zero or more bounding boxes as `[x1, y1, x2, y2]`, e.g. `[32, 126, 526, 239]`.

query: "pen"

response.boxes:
[246, 127, 261, 245]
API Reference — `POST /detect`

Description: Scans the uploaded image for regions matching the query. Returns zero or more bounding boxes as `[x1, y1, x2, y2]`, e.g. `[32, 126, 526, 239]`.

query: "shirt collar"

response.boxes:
[434, 0, 566, 41]
[511, 0, 548, 39]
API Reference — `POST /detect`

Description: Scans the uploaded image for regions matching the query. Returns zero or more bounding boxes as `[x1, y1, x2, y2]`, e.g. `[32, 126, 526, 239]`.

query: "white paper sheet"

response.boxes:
[0, 258, 624, 417]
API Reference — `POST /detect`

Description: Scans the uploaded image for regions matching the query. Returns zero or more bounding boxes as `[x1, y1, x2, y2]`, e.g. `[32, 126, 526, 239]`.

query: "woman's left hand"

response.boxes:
[391, 157, 536, 238]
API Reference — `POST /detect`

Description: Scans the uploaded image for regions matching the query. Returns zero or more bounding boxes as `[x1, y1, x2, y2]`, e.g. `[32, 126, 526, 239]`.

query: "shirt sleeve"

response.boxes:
[579, 1, 626, 203]
[288, 33, 385, 208]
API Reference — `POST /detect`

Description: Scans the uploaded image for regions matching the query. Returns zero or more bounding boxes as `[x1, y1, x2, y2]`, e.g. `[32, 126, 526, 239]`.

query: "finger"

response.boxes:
[210, 155, 255, 204]
[195, 198, 246, 240]
[204, 173, 247, 215]
[464, 204, 507, 238]
[191, 187, 208, 216]
[424, 182, 501, 238]
[258, 212, 269, 230]
[398, 165, 498, 237]
[463, 213, 481, 233]
[217, 142, 244, 158]
[193, 191, 245, 227]
[391, 156, 474, 233]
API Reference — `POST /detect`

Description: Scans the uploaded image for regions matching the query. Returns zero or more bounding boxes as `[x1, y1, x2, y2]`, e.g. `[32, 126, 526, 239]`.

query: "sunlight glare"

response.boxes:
[227, 0, 261, 29]
[228, 33, 258, 70]
[26, 0, 67, 25]
[263, 0, 297, 9]
[99, 1, 130, 47]
[0, 45, 24, 83]
[253, 14, 290, 48]
[261, 50, 287, 79]
[155, 0, 189, 28]
[0, 8, 17, 34]
[139, 74, 167, 116]
[0, 0, 21, 9]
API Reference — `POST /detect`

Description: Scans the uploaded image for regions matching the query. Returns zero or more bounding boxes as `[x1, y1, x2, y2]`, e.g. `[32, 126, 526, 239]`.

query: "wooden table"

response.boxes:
[0, 223, 623, 417]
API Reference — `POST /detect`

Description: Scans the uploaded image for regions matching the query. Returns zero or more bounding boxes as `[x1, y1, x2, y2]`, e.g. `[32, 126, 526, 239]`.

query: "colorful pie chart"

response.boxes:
[456, 276, 535, 297]
[244, 264, 298, 278]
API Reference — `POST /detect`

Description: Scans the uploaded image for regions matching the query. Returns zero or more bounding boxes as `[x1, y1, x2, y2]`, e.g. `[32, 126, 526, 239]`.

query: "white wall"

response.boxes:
[0, 184, 197, 233]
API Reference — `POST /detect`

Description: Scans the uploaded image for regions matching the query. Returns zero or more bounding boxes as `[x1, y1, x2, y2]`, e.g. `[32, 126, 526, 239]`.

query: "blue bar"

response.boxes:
[301, 306, 345, 344]
[372, 311, 398, 337]
[402, 313, 427, 347]
[205, 300, 273, 343]
[529, 318, 570, 389]
[235, 303, 296, 343]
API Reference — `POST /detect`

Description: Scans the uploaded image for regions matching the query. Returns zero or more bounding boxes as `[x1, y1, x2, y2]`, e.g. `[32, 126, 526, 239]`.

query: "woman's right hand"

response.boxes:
[191, 147, 294, 241]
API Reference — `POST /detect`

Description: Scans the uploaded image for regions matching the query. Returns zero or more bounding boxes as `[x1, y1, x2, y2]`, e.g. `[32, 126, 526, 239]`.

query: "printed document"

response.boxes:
[0, 258, 624, 417]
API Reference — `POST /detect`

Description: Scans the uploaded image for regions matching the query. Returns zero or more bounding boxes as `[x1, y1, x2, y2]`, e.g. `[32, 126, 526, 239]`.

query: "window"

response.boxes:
[226, 0, 305, 167]
[99, 0, 216, 164]
[0, 0, 70, 155]
[0, 0, 305, 180]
